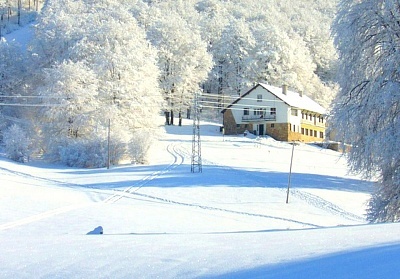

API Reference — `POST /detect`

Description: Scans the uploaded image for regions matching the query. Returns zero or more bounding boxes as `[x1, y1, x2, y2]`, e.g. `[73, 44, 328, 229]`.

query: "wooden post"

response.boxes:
[286, 142, 296, 203]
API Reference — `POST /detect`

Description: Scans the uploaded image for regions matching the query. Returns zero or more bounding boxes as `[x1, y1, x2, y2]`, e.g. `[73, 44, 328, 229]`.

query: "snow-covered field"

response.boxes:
[1, 119, 399, 278]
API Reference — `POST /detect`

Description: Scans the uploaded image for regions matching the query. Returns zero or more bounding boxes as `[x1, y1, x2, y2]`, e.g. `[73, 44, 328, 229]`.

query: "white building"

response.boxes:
[221, 83, 327, 142]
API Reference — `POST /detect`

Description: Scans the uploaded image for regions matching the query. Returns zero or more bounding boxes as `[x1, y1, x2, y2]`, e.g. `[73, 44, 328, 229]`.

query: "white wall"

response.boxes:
[231, 86, 290, 124]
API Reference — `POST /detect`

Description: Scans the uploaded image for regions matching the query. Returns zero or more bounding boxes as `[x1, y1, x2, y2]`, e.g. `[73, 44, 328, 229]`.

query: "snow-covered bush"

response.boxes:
[58, 139, 105, 168]
[58, 136, 127, 168]
[3, 124, 31, 163]
[109, 138, 127, 166]
[129, 130, 154, 164]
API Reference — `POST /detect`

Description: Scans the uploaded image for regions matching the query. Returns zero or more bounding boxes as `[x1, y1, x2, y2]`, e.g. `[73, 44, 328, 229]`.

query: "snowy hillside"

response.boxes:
[1, 119, 399, 278]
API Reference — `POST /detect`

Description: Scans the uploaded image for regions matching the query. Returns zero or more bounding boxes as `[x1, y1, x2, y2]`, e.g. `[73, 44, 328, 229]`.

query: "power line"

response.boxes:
[0, 103, 64, 107]
[0, 95, 66, 99]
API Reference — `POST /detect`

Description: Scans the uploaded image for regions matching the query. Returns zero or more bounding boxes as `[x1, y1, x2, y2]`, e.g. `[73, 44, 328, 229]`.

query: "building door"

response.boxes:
[258, 124, 264, 135]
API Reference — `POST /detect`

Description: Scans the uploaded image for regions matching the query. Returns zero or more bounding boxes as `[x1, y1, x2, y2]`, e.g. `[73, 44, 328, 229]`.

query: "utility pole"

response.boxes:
[17, 0, 21, 26]
[191, 91, 202, 173]
[286, 141, 298, 203]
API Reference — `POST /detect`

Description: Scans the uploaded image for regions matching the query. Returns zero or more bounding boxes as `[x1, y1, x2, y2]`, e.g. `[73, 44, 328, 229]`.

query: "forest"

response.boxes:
[0, 0, 338, 167]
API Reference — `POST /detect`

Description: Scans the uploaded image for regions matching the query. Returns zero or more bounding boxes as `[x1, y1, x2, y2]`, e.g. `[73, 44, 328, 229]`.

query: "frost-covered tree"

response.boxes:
[197, 0, 337, 107]
[32, 0, 85, 65]
[146, 7, 212, 125]
[35, 61, 99, 154]
[30, 0, 164, 166]
[0, 38, 29, 119]
[211, 18, 256, 96]
[3, 124, 31, 163]
[331, 0, 400, 222]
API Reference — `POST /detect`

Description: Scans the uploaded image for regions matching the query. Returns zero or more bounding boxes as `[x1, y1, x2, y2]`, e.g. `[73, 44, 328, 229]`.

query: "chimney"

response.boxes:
[282, 84, 287, 95]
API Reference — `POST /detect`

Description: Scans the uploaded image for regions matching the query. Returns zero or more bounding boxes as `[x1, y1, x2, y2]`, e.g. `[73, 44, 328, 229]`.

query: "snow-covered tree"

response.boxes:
[211, 18, 256, 96]
[30, 0, 164, 166]
[3, 124, 31, 163]
[0, 38, 28, 116]
[38, 60, 99, 140]
[34, 60, 99, 159]
[331, 0, 400, 222]
[2, 0, 341, 165]
[146, 7, 212, 125]
[197, 0, 337, 107]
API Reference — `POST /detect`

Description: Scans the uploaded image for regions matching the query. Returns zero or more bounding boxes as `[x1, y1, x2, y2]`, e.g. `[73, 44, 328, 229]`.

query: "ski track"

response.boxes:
[288, 188, 365, 222]
[197, 141, 365, 223]
[102, 142, 185, 204]
[136, 139, 364, 226]
[0, 142, 185, 231]
[124, 191, 322, 228]
[0, 137, 364, 232]
[0, 203, 91, 232]
[113, 141, 323, 228]
[0, 166, 84, 189]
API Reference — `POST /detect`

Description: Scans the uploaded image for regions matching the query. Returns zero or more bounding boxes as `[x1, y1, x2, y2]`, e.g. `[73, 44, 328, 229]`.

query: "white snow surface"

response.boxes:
[1, 119, 399, 278]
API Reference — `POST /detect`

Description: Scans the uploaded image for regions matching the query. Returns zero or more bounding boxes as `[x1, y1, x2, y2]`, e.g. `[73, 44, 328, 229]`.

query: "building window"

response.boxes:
[257, 94, 262, 102]
[320, 131, 324, 138]
[271, 124, 275, 128]
[254, 108, 264, 116]
[314, 130, 317, 137]
[305, 129, 309, 136]
[301, 128, 304, 134]
[270, 108, 276, 115]
[244, 108, 249, 115]
[291, 109, 298, 116]
[302, 112, 304, 119]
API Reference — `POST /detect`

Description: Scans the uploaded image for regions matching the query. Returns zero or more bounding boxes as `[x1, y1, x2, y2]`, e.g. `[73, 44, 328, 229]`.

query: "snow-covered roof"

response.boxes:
[259, 83, 326, 114]
[222, 83, 326, 115]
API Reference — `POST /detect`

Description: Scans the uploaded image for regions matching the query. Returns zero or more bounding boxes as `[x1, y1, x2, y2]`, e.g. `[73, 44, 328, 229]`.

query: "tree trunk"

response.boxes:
[165, 111, 170, 125]
[170, 110, 174, 125]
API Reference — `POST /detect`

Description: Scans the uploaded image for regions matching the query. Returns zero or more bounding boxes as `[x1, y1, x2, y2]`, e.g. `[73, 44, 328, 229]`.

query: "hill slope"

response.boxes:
[1, 120, 399, 278]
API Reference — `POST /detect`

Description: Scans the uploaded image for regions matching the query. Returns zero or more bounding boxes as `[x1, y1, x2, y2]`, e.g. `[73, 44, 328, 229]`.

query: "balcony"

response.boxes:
[242, 114, 276, 122]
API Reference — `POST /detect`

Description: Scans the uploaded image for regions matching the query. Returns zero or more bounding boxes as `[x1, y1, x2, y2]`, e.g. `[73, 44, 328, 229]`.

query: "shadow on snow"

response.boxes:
[204, 243, 400, 279]
[72, 164, 372, 193]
